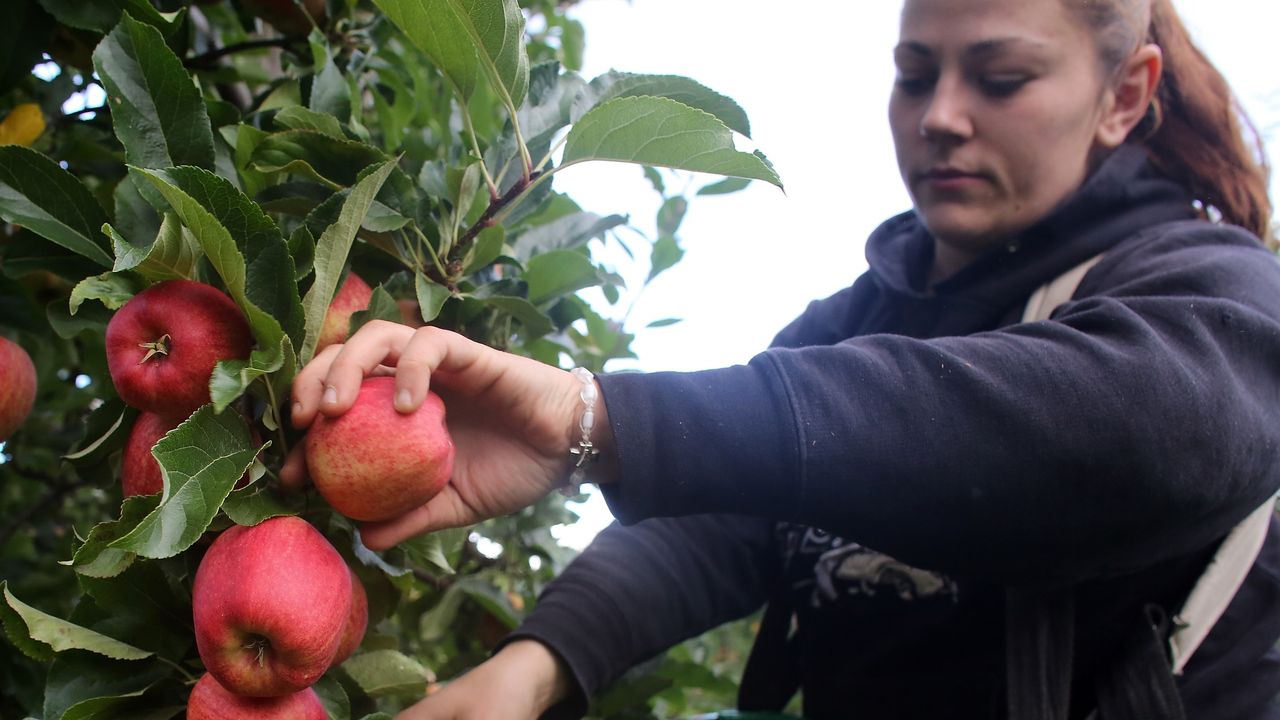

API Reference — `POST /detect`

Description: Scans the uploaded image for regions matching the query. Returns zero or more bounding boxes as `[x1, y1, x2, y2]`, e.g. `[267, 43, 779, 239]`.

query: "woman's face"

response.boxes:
[889, 0, 1119, 263]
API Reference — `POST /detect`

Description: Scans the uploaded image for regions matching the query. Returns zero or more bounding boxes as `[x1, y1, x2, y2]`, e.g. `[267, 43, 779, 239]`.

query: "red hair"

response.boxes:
[1070, 0, 1273, 246]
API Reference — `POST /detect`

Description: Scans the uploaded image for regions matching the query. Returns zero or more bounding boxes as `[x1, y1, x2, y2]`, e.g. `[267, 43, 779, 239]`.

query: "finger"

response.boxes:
[391, 327, 464, 413]
[277, 441, 310, 492]
[320, 320, 416, 417]
[360, 489, 474, 550]
[291, 343, 345, 428]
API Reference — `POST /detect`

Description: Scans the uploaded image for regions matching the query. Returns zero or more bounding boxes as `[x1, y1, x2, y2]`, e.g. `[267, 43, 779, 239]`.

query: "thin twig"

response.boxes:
[451, 170, 542, 263]
[184, 38, 299, 69]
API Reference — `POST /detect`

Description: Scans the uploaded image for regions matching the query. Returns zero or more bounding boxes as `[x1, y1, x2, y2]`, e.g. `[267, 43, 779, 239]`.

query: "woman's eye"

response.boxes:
[980, 75, 1031, 97]
[894, 75, 935, 95]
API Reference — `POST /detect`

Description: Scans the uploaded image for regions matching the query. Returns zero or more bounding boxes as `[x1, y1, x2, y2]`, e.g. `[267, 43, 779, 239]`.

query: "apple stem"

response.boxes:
[243, 636, 270, 667]
[136, 334, 171, 364]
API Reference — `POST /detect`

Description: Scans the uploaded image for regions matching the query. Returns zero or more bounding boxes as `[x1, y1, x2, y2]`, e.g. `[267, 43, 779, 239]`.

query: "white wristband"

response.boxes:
[562, 367, 600, 495]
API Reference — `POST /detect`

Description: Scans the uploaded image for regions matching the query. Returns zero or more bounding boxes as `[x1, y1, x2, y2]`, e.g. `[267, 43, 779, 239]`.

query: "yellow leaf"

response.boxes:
[0, 104, 46, 147]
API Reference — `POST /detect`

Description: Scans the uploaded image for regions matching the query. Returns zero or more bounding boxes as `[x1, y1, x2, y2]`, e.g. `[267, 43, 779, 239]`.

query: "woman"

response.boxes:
[286, 0, 1280, 716]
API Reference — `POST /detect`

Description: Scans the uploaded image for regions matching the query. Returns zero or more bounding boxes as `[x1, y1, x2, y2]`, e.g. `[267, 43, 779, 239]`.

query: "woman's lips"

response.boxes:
[917, 167, 988, 192]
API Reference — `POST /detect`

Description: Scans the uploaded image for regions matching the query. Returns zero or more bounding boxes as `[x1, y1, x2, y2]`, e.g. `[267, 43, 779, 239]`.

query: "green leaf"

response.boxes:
[511, 211, 626, 261]
[573, 72, 753, 137]
[92, 13, 215, 172]
[38, 0, 180, 34]
[657, 196, 688, 237]
[221, 482, 303, 526]
[64, 399, 135, 467]
[0, 146, 112, 267]
[69, 272, 140, 314]
[398, 527, 468, 576]
[648, 235, 685, 283]
[313, 674, 352, 720]
[348, 285, 402, 337]
[414, 274, 453, 324]
[108, 211, 201, 282]
[70, 496, 161, 579]
[697, 176, 752, 196]
[108, 406, 260, 560]
[289, 225, 317, 280]
[642, 166, 665, 195]
[274, 106, 345, 140]
[341, 649, 431, 698]
[560, 18, 585, 71]
[646, 317, 683, 329]
[564, 97, 783, 189]
[417, 586, 465, 642]
[309, 37, 352, 122]
[300, 159, 399, 363]
[135, 166, 301, 409]
[251, 130, 388, 188]
[524, 250, 600, 304]
[1, 583, 151, 660]
[43, 651, 169, 720]
[375, 0, 530, 113]
[462, 225, 505, 275]
[480, 296, 553, 338]
[47, 299, 111, 339]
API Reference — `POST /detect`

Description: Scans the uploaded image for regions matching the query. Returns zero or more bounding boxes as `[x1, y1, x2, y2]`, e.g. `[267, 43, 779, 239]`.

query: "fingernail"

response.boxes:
[323, 386, 338, 405]
[292, 402, 303, 417]
[396, 388, 412, 410]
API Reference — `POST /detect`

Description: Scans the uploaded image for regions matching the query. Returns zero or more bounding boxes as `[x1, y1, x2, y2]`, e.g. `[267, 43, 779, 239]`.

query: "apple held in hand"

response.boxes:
[187, 672, 326, 720]
[0, 336, 36, 441]
[106, 280, 253, 419]
[306, 376, 455, 522]
[316, 272, 372, 353]
[193, 516, 352, 697]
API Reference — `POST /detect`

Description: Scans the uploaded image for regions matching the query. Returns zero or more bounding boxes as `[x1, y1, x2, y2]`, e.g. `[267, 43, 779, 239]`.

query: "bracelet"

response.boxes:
[562, 367, 600, 496]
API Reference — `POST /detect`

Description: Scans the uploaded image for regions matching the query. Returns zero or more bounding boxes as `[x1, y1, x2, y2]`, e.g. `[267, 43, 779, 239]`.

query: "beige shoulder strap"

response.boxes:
[1170, 497, 1276, 673]
[1021, 254, 1104, 323]
[1024, 253, 1275, 673]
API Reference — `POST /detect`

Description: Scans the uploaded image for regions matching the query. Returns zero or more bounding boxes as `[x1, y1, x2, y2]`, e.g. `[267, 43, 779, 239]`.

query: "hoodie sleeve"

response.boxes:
[598, 224, 1280, 584]
[501, 513, 777, 718]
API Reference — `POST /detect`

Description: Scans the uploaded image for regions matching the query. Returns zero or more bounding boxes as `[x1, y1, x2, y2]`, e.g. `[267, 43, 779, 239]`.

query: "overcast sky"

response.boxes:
[551, 0, 1280, 546]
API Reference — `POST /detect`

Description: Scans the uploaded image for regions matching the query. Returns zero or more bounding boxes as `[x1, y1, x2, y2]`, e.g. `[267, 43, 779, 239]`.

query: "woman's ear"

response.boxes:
[1096, 43, 1163, 149]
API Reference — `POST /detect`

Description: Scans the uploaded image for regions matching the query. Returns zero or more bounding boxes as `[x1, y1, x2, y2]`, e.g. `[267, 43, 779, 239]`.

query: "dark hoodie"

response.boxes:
[508, 145, 1280, 719]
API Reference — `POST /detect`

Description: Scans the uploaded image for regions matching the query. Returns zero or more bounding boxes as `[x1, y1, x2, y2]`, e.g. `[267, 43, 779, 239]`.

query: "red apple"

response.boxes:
[187, 672, 325, 720]
[193, 516, 352, 697]
[106, 280, 253, 419]
[122, 412, 256, 498]
[316, 273, 373, 353]
[305, 376, 455, 522]
[0, 336, 36, 441]
[332, 569, 368, 666]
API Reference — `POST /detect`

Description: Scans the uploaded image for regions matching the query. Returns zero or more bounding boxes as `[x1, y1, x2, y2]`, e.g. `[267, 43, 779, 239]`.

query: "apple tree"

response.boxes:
[0, 1, 781, 717]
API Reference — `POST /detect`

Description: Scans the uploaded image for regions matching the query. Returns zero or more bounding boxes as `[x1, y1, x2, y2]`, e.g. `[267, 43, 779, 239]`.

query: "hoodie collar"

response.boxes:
[865, 144, 1196, 308]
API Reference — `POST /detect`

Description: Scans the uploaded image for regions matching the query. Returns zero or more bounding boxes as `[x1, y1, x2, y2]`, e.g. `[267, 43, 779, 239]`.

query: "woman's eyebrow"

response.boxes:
[967, 37, 1051, 59]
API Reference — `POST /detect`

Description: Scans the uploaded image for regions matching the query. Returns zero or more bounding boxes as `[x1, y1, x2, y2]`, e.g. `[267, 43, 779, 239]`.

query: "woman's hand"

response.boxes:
[396, 640, 573, 720]
[283, 320, 607, 550]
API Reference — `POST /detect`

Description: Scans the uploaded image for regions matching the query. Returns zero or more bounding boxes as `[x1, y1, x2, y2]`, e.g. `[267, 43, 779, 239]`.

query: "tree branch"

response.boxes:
[184, 37, 300, 70]
[450, 171, 542, 272]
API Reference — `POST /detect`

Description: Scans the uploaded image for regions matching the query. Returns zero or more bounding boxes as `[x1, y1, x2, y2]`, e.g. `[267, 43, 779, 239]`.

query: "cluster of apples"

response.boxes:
[189, 515, 368, 718]
[106, 279, 256, 497]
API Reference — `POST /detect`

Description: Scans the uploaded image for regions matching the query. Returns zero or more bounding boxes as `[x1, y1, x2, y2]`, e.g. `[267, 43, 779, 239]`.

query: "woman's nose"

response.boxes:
[919, 76, 974, 141]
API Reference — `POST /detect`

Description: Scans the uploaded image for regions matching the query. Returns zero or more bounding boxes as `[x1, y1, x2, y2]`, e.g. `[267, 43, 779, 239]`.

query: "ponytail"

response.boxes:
[1141, 0, 1272, 245]
[1071, 0, 1273, 246]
